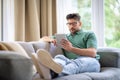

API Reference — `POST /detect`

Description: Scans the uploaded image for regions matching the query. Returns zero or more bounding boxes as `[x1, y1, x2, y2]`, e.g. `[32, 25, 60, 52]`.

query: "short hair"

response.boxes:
[66, 13, 81, 21]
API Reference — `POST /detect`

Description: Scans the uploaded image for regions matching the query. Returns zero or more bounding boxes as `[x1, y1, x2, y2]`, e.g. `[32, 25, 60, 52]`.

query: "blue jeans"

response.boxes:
[54, 54, 100, 75]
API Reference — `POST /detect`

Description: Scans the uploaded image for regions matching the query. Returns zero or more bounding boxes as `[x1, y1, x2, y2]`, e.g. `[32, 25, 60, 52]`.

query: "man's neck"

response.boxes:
[71, 29, 80, 35]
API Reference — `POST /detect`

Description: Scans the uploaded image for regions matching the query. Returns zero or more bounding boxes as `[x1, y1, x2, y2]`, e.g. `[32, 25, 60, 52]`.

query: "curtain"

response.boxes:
[14, 0, 57, 41]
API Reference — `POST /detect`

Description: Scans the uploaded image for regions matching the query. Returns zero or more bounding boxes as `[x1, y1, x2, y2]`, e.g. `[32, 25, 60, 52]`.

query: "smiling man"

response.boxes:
[35, 13, 100, 79]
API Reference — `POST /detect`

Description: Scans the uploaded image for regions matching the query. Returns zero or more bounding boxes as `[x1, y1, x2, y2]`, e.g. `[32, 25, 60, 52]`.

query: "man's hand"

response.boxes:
[40, 36, 52, 42]
[40, 36, 57, 46]
[61, 39, 73, 51]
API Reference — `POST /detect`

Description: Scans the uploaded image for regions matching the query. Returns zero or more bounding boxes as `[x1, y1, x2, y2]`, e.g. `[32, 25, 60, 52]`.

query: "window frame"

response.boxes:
[92, 0, 105, 47]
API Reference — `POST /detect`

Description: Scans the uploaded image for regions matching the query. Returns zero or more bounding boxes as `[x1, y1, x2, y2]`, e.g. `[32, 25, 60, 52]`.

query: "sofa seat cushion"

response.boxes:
[83, 67, 120, 80]
[53, 74, 92, 80]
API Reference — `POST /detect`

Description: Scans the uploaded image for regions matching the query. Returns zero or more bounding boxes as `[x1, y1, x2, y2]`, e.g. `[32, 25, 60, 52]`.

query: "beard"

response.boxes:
[70, 28, 80, 34]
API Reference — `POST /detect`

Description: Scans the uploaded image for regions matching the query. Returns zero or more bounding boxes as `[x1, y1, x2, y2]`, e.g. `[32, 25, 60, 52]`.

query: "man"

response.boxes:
[33, 13, 100, 79]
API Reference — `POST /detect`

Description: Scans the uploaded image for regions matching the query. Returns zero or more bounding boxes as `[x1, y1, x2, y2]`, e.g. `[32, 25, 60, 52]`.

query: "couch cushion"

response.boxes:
[18, 42, 35, 57]
[1, 42, 29, 58]
[83, 67, 120, 80]
[53, 74, 92, 80]
[0, 51, 33, 80]
[29, 41, 50, 52]
[49, 43, 63, 57]
[29, 41, 63, 57]
[97, 47, 120, 68]
[0, 43, 9, 50]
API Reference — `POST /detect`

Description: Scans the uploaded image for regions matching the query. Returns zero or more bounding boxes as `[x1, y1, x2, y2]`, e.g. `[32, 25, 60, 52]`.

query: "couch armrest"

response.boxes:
[0, 51, 33, 80]
[97, 47, 120, 68]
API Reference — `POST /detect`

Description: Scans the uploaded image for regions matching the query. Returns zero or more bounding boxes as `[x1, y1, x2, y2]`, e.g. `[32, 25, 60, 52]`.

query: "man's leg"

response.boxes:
[31, 53, 51, 80]
[37, 49, 63, 74]
[54, 54, 72, 67]
[37, 49, 100, 76]
[75, 57, 100, 73]
[62, 56, 100, 75]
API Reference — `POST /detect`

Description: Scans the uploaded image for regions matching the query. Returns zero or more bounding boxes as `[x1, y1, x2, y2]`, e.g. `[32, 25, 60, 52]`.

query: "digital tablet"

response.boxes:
[55, 34, 67, 48]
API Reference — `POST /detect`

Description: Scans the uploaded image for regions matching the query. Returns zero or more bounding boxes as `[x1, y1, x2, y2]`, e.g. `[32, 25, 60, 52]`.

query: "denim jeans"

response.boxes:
[54, 54, 100, 75]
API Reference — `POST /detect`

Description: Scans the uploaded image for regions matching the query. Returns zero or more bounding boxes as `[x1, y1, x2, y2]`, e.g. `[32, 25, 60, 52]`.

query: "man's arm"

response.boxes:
[69, 47, 96, 57]
[61, 39, 96, 57]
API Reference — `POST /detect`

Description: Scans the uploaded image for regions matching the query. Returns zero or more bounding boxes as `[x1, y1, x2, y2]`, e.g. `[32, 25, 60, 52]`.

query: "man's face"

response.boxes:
[66, 19, 82, 34]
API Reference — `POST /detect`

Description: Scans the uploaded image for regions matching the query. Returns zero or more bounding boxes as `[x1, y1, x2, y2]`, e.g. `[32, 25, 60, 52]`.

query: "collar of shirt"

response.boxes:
[68, 29, 83, 37]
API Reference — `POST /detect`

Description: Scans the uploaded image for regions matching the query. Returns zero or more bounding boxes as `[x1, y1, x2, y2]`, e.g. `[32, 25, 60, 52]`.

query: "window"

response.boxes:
[104, 0, 120, 48]
[77, 0, 92, 30]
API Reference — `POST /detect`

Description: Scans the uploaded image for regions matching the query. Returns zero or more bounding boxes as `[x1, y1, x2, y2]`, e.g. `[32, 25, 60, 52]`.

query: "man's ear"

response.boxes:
[79, 21, 82, 26]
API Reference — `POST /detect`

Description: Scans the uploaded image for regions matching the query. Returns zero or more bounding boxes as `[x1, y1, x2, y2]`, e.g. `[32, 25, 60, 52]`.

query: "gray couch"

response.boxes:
[0, 41, 120, 80]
